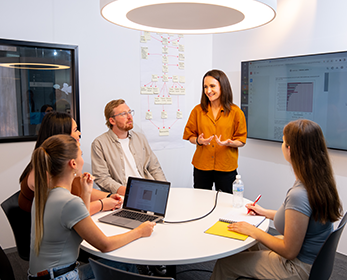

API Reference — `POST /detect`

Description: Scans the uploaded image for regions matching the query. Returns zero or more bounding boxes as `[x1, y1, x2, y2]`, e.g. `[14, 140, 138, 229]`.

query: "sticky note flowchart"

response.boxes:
[140, 32, 186, 138]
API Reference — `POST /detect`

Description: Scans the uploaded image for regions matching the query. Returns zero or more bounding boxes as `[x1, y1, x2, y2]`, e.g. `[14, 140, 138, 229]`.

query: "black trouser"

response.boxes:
[193, 168, 237, 194]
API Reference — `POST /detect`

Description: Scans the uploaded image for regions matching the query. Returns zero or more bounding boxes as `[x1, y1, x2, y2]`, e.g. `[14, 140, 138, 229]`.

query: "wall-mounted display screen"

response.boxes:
[241, 51, 347, 151]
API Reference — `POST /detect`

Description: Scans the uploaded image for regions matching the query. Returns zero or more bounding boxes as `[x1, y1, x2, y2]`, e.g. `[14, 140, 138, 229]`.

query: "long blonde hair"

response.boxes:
[31, 134, 79, 255]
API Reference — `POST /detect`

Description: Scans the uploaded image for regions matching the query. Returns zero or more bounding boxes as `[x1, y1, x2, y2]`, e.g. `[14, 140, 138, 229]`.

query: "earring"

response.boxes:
[73, 170, 77, 177]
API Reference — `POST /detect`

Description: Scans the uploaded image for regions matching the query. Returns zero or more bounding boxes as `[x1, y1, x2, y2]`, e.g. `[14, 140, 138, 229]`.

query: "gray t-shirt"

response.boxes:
[274, 180, 333, 264]
[29, 188, 89, 274]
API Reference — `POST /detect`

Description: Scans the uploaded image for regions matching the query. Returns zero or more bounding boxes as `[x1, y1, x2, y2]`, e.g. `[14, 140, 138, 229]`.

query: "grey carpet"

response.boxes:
[5, 249, 347, 280]
[4, 229, 347, 280]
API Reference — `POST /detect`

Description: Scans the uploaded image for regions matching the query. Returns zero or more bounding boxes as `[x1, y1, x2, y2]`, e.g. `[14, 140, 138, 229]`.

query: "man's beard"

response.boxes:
[117, 122, 133, 132]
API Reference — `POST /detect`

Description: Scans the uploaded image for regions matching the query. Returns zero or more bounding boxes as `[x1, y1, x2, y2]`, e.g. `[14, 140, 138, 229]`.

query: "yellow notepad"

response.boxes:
[205, 221, 249, 241]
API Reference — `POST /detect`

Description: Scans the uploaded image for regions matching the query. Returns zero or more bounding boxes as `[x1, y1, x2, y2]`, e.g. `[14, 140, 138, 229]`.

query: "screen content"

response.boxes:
[125, 179, 170, 215]
[241, 51, 347, 151]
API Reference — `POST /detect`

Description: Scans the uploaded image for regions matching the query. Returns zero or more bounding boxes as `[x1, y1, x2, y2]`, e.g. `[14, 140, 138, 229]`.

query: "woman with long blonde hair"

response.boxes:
[28, 135, 155, 280]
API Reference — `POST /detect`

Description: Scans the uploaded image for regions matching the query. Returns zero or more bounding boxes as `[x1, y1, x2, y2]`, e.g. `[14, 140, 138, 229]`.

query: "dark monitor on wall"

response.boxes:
[0, 38, 80, 143]
[241, 51, 347, 151]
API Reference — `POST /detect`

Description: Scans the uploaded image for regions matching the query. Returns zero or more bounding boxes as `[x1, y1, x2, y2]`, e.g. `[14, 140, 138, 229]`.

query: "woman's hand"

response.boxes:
[110, 194, 123, 207]
[136, 221, 156, 237]
[80, 172, 94, 195]
[79, 173, 94, 212]
[215, 135, 245, 147]
[215, 135, 233, 146]
[228, 221, 257, 237]
[197, 133, 214, 145]
[245, 203, 266, 216]
[102, 195, 123, 211]
[246, 204, 277, 220]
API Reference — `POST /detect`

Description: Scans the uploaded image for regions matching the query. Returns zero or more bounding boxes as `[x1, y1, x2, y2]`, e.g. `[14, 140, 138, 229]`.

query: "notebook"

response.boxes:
[205, 221, 249, 241]
[205, 210, 265, 240]
[98, 177, 171, 229]
[219, 210, 266, 227]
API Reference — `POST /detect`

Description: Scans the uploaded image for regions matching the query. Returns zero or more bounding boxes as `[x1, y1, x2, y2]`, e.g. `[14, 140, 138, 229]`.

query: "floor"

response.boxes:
[5, 246, 347, 280]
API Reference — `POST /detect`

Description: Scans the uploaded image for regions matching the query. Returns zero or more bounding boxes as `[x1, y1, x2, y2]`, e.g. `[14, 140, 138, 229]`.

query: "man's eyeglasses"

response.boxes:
[111, 110, 135, 118]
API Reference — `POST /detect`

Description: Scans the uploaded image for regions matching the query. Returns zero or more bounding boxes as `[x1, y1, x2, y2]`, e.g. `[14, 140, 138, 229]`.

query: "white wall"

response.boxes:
[0, 0, 213, 248]
[0, 0, 346, 257]
[212, 0, 347, 255]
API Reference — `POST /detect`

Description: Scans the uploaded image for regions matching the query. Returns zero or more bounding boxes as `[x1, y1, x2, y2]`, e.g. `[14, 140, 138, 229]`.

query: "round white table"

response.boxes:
[81, 188, 269, 266]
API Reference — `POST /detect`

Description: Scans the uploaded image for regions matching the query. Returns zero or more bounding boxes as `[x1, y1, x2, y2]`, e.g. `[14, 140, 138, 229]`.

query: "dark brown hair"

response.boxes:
[19, 112, 73, 183]
[283, 119, 342, 223]
[200, 69, 233, 114]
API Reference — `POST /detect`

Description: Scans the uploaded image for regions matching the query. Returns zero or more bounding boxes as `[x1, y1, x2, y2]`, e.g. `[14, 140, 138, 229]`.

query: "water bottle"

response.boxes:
[233, 175, 244, 208]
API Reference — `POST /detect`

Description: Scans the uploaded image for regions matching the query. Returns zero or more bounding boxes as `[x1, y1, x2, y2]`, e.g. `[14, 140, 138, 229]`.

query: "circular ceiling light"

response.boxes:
[0, 56, 71, 70]
[0, 62, 70, 70]
[100, 0, 277, 34]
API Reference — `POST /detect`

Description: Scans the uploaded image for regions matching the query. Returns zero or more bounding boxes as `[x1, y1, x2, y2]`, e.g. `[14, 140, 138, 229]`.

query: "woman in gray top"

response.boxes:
[28, 135, 155, 280]
[210, 119, 343, 280]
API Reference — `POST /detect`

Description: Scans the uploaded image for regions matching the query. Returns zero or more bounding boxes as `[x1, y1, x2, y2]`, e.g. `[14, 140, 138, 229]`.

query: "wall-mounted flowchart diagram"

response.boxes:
[140, 32, 185, 150]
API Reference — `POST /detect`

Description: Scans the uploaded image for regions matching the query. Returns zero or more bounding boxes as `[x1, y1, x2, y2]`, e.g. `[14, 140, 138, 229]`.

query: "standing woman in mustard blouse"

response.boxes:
[183, 69, 247, 193]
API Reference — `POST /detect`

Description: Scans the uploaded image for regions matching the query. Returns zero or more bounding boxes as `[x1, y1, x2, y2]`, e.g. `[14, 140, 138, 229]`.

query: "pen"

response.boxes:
[247, 194, 262, 214]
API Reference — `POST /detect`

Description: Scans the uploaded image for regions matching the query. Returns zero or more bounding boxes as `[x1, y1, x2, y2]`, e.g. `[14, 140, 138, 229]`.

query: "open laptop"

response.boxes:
[99, 177, 171, 229]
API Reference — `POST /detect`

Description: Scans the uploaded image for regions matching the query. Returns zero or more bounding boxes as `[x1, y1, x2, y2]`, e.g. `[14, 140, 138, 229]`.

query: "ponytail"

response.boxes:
[32, 146, 50, 255]
[31, 134, 79, 255]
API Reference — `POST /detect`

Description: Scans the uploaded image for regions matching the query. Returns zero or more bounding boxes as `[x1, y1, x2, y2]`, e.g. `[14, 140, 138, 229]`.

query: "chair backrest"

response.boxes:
[1, 191, 31, 261]
[308, 211, 347, 280]
[89, 258, 175, 280]
[0, 245, 15, 280]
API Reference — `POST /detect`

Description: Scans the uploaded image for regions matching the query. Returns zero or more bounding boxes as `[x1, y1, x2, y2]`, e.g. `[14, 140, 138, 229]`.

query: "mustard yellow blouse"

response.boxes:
[183, 104, 247, 172]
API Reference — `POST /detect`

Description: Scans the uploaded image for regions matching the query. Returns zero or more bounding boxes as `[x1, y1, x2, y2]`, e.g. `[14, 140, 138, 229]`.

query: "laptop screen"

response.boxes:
[123, 177, 171, 216]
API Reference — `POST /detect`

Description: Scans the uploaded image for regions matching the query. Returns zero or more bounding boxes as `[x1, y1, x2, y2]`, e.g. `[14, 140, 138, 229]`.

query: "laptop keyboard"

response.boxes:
[113, 210, 158, 222]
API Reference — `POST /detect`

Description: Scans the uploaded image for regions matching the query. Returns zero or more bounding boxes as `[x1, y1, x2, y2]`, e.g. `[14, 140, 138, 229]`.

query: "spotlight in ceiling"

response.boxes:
[100, 0, 277, 34]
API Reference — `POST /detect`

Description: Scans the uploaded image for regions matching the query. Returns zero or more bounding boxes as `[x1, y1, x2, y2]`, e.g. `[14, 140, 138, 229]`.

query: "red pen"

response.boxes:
[247, 194, 262, 214]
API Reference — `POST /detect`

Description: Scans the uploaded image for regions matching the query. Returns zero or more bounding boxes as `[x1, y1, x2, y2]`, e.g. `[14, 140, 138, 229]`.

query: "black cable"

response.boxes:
[176, 268, 213, 275]
[163, 190, 221, 224]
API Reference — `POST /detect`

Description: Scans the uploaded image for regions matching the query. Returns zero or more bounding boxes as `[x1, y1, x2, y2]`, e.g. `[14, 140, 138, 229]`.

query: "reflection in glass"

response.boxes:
[0, 39, 79, 142]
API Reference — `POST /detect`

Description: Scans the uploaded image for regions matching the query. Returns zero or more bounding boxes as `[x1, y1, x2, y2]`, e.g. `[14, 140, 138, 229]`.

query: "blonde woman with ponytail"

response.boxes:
[28, 135, 155, 280]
